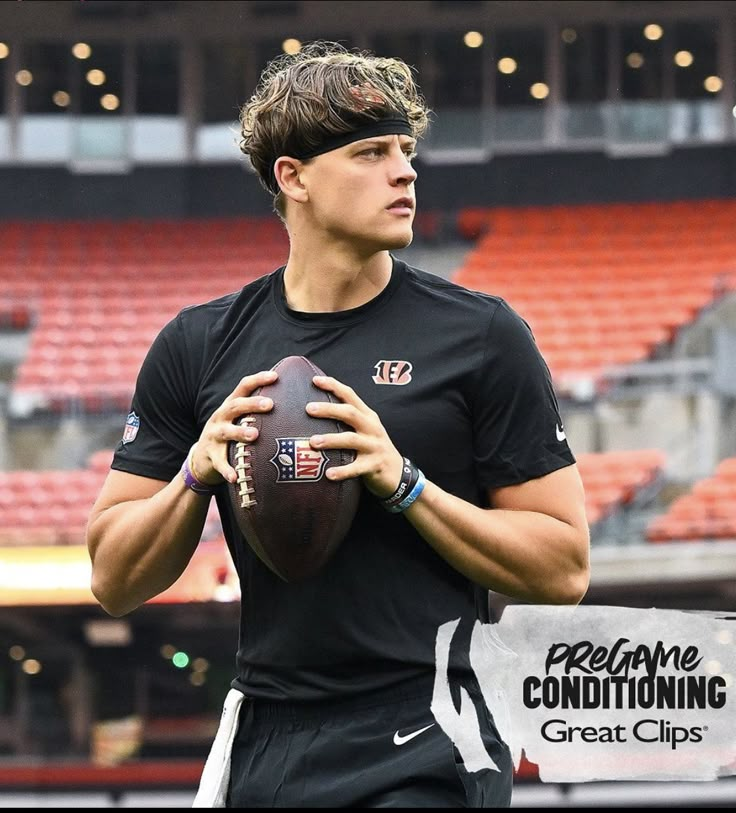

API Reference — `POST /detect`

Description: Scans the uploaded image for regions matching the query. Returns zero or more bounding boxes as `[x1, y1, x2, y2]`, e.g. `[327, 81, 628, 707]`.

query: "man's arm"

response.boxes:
[306, 375, 590, 605]
[402, 464, 590, 604]
[87, 470, 211, 617]
[86, 370, 278, 617]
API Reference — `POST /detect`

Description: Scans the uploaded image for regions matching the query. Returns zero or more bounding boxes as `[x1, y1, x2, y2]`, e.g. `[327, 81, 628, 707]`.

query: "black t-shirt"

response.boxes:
[112, 257, 574, 701]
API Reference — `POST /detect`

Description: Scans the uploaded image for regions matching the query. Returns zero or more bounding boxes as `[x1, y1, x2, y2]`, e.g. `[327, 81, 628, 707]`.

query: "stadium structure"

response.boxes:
[0, 1, 735, 806]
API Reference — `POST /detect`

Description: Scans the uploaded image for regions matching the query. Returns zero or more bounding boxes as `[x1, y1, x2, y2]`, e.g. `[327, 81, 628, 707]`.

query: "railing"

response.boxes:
[0, 100, 733, 168]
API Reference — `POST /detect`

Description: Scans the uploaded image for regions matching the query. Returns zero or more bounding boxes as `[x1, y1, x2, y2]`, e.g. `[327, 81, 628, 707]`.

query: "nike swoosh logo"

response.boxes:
[556, 424, 567, 442]
[393, 723, 435, 746]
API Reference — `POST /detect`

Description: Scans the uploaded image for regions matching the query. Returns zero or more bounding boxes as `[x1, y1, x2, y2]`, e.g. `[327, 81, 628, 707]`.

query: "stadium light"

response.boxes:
[101, 93, 120, 111]
[674, 50, 693, 68]
[15, 70, 33, 87]
[464, 31, 483, 48]
[84, 619, 132, 646]
[643, 24, 663, 41]
[53, 91, 71, 108]
[282, 38, 301, 55]
[72, 42, 92, 59]
[0, 43, 9, 59]
[86, 69, 106, 86]
[498, 57, 517, 75]
[22, 658, 42, 675]
[704, 76, 722, 93]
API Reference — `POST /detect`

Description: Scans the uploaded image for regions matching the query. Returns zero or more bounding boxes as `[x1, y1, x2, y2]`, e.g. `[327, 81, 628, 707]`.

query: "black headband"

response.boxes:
[270, 116, 414, 193]
[294, 117, 414, 160]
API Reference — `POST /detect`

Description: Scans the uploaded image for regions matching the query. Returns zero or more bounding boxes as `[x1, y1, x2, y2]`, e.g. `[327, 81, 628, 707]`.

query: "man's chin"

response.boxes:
[351, 225, 413, 254]
[383, 228, 414, 250]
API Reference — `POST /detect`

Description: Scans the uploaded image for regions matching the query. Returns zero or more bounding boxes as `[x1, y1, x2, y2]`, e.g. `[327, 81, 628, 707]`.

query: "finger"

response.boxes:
[228, 369, 278, 400]
[191, 441, 235, 486]
[210, 420, 259, 444]
[208, 444, 238, 485]
[203, 422, 259, 483]
[312, 375, 364, 408]
[222, 395, 274, 421]
[306, 400, 366, 429]
[309, 431, 369, 451]
[325, 463, 362, 482]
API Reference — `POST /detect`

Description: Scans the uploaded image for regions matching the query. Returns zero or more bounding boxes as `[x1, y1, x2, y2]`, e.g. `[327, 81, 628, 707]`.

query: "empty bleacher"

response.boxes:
[577, 449, 667, 528]
[2, 202, 735, 551]
[454, 200, 736, 396]
[0, 448, 223, 547]
[1, 218, 288, 416]
[647, 456, 736, 542]
[0, 448, 669, 547]
[3, 201, 736, 414]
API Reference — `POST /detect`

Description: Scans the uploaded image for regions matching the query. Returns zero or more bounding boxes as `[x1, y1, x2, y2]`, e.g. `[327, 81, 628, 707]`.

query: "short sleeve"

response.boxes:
[472, 300, 575, 489]
[111, 314, 199, 482]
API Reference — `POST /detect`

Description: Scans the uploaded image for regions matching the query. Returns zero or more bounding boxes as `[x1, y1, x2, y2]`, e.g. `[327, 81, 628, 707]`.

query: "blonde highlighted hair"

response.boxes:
[239, 41, 430, 217]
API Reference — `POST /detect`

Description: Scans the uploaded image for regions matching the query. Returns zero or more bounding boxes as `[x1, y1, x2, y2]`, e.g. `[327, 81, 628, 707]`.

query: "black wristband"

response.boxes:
[380, 457, 420, 509]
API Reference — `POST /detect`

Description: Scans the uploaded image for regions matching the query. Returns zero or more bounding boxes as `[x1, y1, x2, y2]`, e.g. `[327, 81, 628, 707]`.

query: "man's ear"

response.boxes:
[273, 156, 308, 204]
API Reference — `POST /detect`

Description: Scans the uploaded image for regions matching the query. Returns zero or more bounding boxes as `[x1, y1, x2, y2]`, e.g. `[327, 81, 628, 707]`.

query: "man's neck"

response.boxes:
[282, 246, 393, 313]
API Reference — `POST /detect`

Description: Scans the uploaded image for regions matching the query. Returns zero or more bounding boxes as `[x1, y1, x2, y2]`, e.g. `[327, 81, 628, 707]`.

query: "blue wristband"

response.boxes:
[385, 469, 425, 514]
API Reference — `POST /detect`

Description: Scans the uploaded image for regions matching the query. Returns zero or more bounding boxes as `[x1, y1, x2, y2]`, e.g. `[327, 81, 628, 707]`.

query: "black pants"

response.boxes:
[227, 676, 513, 808]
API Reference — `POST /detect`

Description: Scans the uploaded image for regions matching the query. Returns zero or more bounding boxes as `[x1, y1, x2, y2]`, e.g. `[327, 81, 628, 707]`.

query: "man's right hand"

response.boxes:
[190, 370, 278, 486]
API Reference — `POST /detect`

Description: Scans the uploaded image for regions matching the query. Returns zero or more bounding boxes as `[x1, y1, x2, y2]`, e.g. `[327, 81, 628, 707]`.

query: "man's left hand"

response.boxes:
[306, 375, 403, 499]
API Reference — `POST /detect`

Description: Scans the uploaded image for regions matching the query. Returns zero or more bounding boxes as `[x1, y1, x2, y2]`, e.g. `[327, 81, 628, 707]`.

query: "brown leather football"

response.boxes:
[227, 356, 361, 582]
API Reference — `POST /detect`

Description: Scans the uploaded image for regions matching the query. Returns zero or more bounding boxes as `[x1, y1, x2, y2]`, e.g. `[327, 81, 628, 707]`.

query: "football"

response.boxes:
[227, 356, 362, 582]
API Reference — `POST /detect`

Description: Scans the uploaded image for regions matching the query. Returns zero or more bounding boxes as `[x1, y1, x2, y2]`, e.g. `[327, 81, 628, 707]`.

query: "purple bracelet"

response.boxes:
[181, 446, 214, 496]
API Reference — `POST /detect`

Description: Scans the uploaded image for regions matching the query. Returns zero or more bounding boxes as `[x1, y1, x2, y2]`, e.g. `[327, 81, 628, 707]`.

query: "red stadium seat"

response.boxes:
[577, 449, 667, 525]
[2, 203, 735, 414]
[646, 456, 736, 542]
[453, 200, 736, 396]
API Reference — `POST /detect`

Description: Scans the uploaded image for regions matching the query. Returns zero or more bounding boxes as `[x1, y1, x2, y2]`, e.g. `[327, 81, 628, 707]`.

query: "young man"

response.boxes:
[87, 42, 589, 807]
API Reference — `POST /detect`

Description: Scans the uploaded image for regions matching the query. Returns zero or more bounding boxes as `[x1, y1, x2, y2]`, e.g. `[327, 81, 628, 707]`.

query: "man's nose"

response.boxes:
[390, 150, 417, 185]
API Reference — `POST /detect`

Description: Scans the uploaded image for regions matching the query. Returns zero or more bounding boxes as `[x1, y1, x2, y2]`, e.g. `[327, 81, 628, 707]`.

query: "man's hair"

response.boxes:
[239, 41, 430, 218]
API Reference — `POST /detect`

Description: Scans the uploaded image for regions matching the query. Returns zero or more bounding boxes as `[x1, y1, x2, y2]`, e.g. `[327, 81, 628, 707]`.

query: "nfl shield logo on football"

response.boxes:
[270, 437, 328, 483]
[122, 411, 140, 444]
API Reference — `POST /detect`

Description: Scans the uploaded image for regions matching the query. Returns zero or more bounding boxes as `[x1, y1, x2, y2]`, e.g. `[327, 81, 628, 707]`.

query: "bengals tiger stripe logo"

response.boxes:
[373, 360, 413, 385]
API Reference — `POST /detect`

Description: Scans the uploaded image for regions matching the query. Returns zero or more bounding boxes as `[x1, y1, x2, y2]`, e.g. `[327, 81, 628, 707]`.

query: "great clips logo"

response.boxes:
[431, 607, 736, 783]
[525, 638, 727, 749]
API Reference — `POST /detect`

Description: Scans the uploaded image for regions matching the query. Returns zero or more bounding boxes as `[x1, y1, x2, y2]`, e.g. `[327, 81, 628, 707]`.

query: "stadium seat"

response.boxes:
[646, 456, 736, 542]
[0, 450, 224, 548]
[453, 200, 736, 396]
[577, 449, 666, 526]
[0, 216, 288, 417]
[4, 202, 736, 415]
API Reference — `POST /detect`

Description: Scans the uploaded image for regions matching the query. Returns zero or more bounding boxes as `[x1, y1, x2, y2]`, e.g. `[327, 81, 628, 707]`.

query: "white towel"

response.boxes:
[192, 687, 246, 808]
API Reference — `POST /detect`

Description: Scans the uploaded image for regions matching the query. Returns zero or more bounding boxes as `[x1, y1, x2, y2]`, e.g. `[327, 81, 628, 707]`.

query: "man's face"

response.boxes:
[300, 133, 418, 252]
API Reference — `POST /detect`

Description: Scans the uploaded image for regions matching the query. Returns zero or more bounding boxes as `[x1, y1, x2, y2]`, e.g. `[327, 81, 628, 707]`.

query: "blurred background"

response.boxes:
[0, 0, 735, 806]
